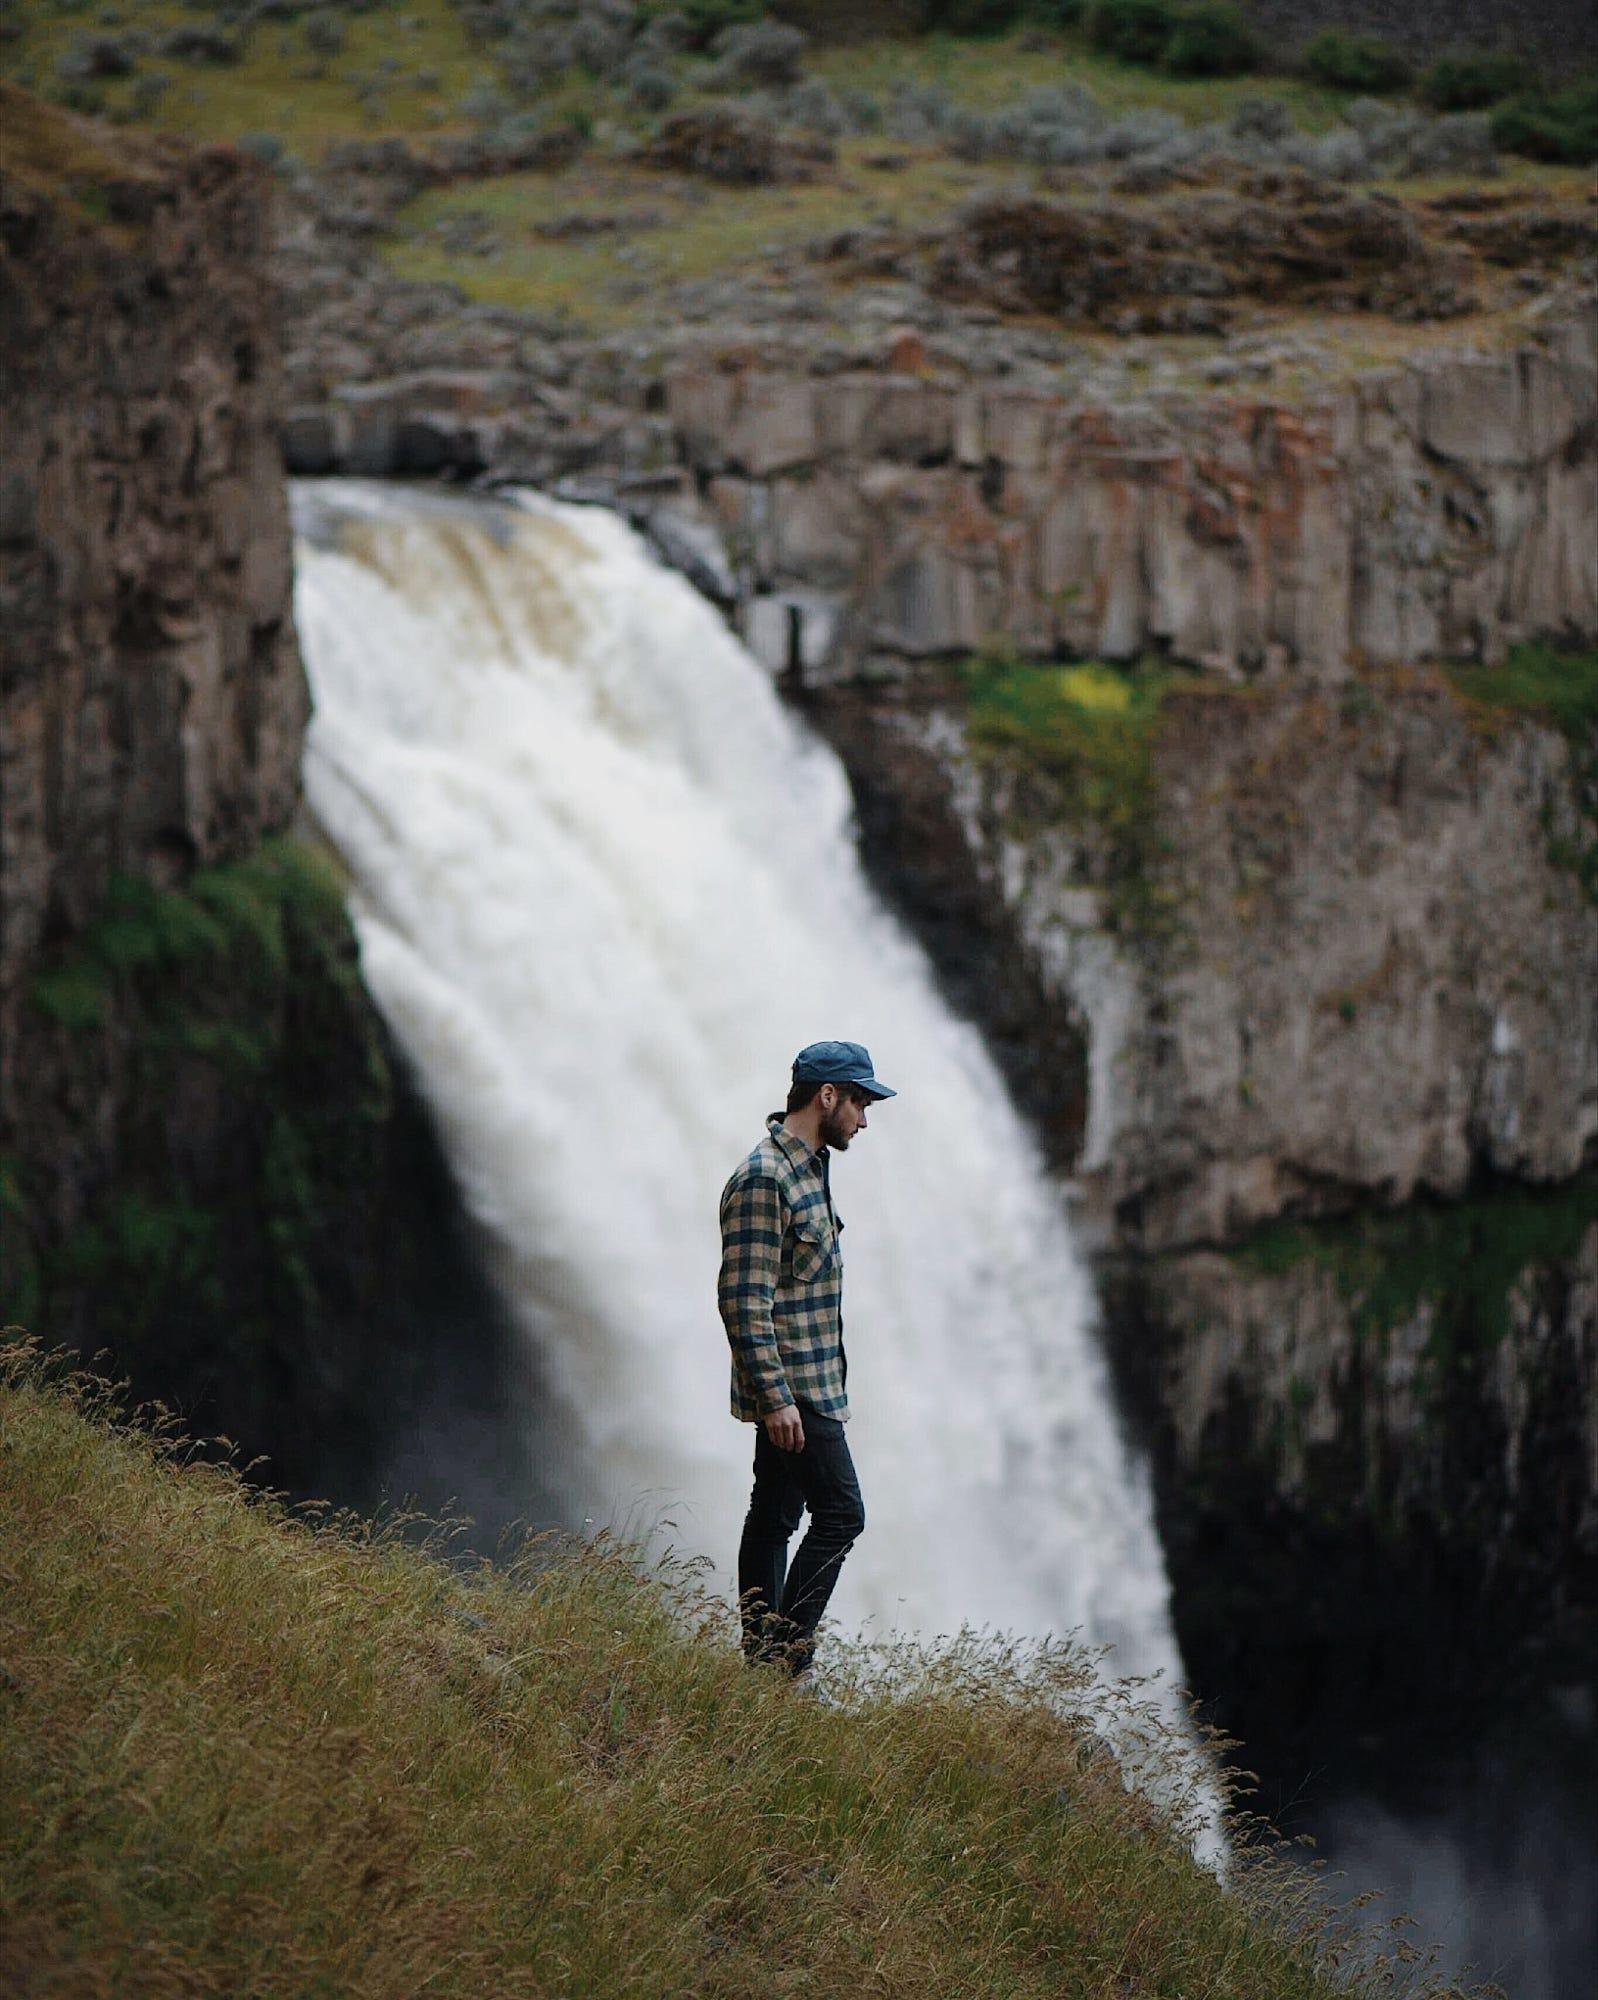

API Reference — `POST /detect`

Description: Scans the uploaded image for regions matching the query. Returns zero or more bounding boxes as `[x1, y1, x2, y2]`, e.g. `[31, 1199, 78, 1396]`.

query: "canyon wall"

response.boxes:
[808, 653, 1596, 1751]
[283, 302, 1598, 687]
[821, 672, 1595, 1251]
[0, 87, 304, 1090]
[4, 77, 1590, 1718]
[673, 321, 1598, 682]
[0, 93, 537, 1526]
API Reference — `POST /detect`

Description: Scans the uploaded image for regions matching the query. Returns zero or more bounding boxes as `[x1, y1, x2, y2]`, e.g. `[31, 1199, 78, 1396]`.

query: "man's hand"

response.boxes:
[763, 1404, 805, 1452]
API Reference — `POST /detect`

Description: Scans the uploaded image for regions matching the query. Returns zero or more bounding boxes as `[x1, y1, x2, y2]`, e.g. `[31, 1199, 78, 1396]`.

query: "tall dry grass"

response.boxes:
[0, 1338, 1479, 1998]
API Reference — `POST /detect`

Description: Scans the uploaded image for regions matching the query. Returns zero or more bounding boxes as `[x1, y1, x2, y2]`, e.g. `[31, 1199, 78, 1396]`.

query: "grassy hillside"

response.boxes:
[0, 1, 1354, 150]
[2, 0, 1589, 340]
[0, 1342, 1472, 1998]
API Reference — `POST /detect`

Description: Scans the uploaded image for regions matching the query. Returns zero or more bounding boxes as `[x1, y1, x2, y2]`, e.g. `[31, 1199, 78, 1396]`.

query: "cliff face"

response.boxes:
[816, 671, 1596, 1244]
[284, 301, 1598, 688]
[806, 654, 1597, 1743]
[1118, 1177, 1597, 1777]
[0, 94, 539, 1530]
[673, 321, 1597, 681]
[0, 86, 305, 1102]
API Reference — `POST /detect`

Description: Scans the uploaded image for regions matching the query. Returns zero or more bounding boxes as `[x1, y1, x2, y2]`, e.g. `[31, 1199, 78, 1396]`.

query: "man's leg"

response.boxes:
[736, 1423, 806, 1665]
[776, 1410, 865, 1678]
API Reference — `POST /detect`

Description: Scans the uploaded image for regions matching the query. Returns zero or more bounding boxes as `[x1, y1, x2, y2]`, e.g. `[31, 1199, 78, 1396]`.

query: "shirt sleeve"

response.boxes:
[718, 1171, 794, 1415]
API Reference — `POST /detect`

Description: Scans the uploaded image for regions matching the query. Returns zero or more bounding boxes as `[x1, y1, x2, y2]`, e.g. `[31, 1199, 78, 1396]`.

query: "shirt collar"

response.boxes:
[766, 1112, 828, 1172]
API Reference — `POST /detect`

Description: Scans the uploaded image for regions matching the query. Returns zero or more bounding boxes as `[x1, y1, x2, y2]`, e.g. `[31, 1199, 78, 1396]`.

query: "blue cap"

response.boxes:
[792, 1040, 897, 1100]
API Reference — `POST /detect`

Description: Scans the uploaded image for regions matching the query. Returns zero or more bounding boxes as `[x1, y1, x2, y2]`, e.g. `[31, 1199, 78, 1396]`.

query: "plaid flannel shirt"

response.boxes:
[717, 1113, 849, 1423]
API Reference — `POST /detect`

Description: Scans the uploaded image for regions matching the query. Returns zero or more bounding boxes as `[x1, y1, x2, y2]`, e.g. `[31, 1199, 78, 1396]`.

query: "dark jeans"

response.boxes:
[736, 1404, 865, 1677]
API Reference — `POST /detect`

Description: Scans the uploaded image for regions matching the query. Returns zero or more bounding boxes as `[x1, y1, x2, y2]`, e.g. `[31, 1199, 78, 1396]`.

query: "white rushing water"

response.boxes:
[291, 478, 1186, 1703]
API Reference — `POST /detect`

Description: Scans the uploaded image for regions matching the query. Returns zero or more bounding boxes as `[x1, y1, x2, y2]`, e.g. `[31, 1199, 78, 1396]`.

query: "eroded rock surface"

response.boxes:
[0, 95, 545, 1533]
[813, 671, 1597, 1249]
[805, 659, 1598, 1701]
[268, 128, 1596, 686]
[0, 86, 306, 1093]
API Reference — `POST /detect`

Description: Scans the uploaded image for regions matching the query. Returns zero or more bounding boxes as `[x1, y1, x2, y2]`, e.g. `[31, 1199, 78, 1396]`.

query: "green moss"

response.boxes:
[954, 652, 1190, 935]
[6, 838, 389, 1350]
[58, 1193, 226, 1329]
[191, 861, 289, 978]
[262, 1111, 321, 1320]
[957, 654, 1164, 821]
[1443, 641, 1598, 736]
[29, 839, 351, 1038]
[1444, 643, 1598, 902]
[172, 1018, 271, 1078]
[31, 960, 110, 1031]
[1231, 1173, 1598, 1364]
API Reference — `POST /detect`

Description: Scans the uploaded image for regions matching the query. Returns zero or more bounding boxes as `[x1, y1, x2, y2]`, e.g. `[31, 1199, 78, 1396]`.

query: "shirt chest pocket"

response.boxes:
[788, 1210, 836, 1286]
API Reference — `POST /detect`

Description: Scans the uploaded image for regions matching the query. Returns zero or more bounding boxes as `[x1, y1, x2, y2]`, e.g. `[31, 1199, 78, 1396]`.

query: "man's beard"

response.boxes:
[819, 1108, 853, 1150]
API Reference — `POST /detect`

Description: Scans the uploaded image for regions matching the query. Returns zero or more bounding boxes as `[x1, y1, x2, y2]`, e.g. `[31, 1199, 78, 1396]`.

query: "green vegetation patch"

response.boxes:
[29, 839, 349, 1034]
[956, 654, 1171, 826]
[7, 3, 1587, 337]
[1420, 52, 1536, 113]
[1298, 28, 1412, 96]
[0, 78, 163, 231]
[1444, 643, 1598, 901]
[0, 0, 484, 158]
[10, 838, 389, 1351]
[382, 141, 989, 324]
[1443, 641, 1598, 738]
[953, 652, 1194, 933]
[0, 1342, 1474, 2000]
[1492, 80, 1598, 167]
[1231, 1172, 1598, 1365]
[1161, 3, 1259, 80]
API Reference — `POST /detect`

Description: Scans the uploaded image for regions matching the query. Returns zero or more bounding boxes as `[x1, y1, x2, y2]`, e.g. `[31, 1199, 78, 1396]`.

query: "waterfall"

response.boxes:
[291, 478, 1186, 1700]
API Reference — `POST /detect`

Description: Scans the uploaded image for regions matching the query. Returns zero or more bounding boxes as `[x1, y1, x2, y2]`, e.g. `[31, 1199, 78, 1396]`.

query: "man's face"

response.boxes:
[819, 1086, 870, 1151]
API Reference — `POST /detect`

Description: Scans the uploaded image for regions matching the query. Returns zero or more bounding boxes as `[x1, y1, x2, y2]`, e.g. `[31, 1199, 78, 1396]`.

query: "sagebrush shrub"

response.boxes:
[58, 32, 137, 81]
[1492, 81, 1598, 164]
[1085, 0, 1179, 65]
[1163, 2, 1258, 77]
[923, 0, 1026, 35]
[304, 14, 346, 56]
[1300, 29, 1412, 94]
[624, 55, 676, 109]
[679, 0, 765, 50]
[1420, 51, 1534, 111]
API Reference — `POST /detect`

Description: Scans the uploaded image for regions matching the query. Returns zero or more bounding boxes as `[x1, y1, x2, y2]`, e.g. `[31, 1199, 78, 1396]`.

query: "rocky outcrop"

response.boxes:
[1113, 1180, 1597, 1776]
[0, 95, 542, 1533]
[804, 654, 1597, 1744]
[0, 85, 306, 1104]
[813, 669, 1597, 1250]
[281, 295, 1597, 684]
[878, 181, 1485, 331]
[686, 310, 1596, 681]
[1142, 1189, 1598, 1559]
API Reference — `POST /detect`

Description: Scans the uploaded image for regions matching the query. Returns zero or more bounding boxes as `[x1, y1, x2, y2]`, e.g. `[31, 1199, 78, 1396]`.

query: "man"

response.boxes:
[717, 1039, 896, 1678]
